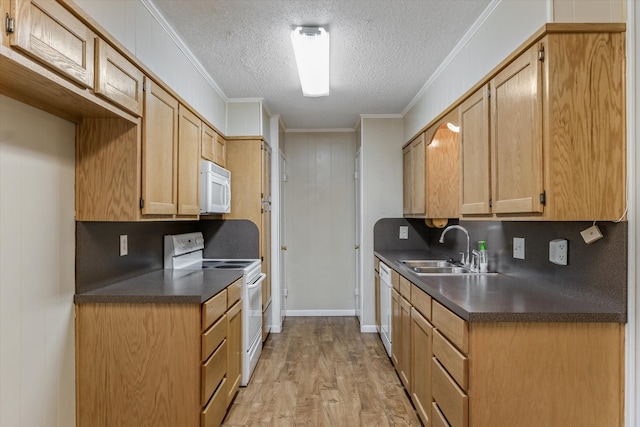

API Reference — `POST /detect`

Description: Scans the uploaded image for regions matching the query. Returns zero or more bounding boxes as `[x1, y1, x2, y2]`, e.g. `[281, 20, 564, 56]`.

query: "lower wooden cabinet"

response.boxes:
[376, 264, 624, 427]
[76, 279, 242, 427]
[411, 306, 433, 427]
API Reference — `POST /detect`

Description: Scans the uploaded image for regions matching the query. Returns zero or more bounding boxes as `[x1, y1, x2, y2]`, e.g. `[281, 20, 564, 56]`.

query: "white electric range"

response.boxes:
[164, 232, 264, 386]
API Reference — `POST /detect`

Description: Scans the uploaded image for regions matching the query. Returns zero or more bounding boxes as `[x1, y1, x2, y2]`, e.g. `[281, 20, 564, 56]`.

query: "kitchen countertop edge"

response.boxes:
[375, 250, 626, 323]
[74, 269, 244, 304]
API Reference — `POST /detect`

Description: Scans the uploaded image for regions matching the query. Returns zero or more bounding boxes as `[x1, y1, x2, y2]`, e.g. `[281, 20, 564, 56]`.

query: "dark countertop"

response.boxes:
[74, 269, 243, 304]
[375, 250, 626, 323]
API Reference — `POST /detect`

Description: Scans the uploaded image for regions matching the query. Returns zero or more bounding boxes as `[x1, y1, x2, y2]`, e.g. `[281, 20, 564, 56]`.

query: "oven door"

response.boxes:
[244, 273, 266, 352]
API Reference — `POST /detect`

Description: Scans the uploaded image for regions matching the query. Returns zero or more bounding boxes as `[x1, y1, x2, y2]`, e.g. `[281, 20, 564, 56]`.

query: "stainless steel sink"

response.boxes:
[399, 259, 497, 276]
[400, 259, 451, 268]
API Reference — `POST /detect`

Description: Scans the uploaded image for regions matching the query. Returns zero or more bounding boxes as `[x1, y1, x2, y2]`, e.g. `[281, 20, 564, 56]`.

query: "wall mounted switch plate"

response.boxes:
[549, 239, 568, 265]
[513, 237, 525, 259]
[120, 235, 128, 256]
[399, 226, 409, 239]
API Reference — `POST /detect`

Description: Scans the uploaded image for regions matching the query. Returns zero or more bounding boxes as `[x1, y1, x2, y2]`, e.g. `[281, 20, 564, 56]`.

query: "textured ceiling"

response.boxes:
[149, 0, 492, 130]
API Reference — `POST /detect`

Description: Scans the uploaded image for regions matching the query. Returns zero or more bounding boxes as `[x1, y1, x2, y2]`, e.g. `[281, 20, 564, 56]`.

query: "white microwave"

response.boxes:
[200, 160, 231, 214]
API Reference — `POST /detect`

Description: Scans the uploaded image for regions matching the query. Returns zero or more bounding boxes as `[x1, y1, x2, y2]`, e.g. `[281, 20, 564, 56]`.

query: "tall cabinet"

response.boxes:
[226, 137, 272, 341]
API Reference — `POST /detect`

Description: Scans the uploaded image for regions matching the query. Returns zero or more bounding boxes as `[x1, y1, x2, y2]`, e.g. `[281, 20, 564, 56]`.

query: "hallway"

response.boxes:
[222, 317, 421, 426]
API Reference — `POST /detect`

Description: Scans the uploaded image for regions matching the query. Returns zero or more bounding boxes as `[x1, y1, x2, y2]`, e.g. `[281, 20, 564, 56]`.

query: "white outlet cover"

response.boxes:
[549, 238, 568, 265]
[399, 226, 409, 239]
[120, 235, 128, 256]
[513, 237, 525, 259]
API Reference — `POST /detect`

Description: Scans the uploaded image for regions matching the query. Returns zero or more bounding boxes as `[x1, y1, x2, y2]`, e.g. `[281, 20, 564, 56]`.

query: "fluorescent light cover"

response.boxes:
[291, 26, 330, 97]
[446, 122, 460, 133]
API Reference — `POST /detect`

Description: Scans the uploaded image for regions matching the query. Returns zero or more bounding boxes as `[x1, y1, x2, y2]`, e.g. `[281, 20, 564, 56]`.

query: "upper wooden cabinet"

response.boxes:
[177, 105, 201, 216]
[9, 0, 96, 88]
[424, 114, 460, 223]
[459, 27, 625, 220]
[141, 79, 179, 216]
[95, 38, 144, 116]
[459, 86, 491, 215]
[201, 123, 226, 167]
[403, 134, 426, 217]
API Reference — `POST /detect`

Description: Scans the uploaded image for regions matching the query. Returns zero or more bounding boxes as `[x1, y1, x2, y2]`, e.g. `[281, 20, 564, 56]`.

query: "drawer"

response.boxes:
[391, 269, 400, 292]
[432, 357, 468, 427]
[227, 278, 242, 308]
[411, 284, 431, 319]
[433, 329, 468, 390]
[202, 314, 227, 362]
[202, 290, 227, 330]
[201, 339, 227, 406]
[374, 256, 380, 272]
[399, 276, 411, 299]
[201, 377, 227, 427]
[432, 402, 451, 427]
[432, 300, 468, 354]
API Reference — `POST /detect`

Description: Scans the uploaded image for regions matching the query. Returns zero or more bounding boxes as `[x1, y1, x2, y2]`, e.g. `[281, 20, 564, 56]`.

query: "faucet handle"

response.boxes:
[459, 252, 466, 265]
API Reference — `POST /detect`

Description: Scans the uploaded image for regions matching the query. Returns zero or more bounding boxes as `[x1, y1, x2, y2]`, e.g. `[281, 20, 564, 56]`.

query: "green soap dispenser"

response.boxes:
[478, 240, 488, 272]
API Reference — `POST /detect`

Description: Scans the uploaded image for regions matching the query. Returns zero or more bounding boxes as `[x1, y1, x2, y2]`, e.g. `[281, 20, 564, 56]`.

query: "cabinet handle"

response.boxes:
[281, 245, 287, 251]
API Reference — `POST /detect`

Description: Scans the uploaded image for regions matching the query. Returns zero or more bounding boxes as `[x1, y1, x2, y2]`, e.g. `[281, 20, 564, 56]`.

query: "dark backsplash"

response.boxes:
[374, 218, 627, 310]
[76, 219, 259, 293]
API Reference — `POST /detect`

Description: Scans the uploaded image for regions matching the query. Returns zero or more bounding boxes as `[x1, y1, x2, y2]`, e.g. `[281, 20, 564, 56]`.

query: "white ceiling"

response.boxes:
[149, 0, 492, 130]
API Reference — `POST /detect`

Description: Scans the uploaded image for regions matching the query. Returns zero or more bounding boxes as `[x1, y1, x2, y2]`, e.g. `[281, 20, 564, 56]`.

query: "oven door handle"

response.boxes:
[247, 273, 266, 290]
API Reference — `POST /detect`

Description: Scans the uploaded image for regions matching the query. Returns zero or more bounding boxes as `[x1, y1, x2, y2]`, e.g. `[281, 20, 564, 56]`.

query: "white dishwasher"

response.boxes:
[379, 262, 392, 357]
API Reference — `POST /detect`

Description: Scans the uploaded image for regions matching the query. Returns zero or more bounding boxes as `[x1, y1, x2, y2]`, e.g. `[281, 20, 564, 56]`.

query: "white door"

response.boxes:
[284, 132, 356, 315]
[355, 147, 362, 322]
[279, 151, 287, 320]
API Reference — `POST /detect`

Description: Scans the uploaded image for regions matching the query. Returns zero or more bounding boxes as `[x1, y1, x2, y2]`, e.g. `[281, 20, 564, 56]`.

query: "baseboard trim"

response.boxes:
[360, 325, 378, 333]
[285, 309, 356, 317]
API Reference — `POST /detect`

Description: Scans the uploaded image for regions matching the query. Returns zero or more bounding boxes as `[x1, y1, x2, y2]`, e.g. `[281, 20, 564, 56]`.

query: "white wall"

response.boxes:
[359, 117, 405, 329]
[73, 0, 227, 132]
[283, 132, 356, 315]
[226, 101, 262, 136]
[0, 95, 76, 427]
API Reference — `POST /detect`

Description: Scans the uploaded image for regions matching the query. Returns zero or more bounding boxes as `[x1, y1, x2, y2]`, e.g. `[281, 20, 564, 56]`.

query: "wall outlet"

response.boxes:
[119, 235, 128, 256]
[513, 237, 525, 259]
[399, 226, 409, 239]
[549, 239, 568, 265]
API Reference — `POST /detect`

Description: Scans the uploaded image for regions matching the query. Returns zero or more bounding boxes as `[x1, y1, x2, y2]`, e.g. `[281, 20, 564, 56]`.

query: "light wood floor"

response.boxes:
[222, 317, 421, 427]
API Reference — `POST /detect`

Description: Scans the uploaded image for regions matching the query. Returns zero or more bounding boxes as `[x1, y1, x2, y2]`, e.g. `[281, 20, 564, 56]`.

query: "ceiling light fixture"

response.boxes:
[291, 26, 330, 97]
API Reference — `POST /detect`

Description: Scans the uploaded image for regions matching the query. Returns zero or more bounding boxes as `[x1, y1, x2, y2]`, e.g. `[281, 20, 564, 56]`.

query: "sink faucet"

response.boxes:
[439, 225, 470, 266]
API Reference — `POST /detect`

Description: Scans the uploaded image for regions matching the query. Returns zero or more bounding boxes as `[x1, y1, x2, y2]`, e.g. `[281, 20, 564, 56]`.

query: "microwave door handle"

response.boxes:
[224, 180, 231, 207]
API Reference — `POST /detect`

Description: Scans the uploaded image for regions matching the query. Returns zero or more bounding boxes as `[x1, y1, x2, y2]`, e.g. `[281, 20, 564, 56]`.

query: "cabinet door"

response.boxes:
[94, 38, 144, 116]
[490, 45, 544, 214]
[201, 123, 216, 162]
[10, 0, 95, 88]
[391, 288, 400, 367]
[374, 270, 380, 332]
[411, 135, 426, 216]
[426, 122, 459, 219]
[459, 86, 491, 215]
[411, 307, 433, 427]
[402, 146, 412, 215]
[214, 135, 226, 167]
[177, 105, 201, 216]
[399, 296, 412, 391]
[226, 300, 242, 407]
[142, 79, 178, 215]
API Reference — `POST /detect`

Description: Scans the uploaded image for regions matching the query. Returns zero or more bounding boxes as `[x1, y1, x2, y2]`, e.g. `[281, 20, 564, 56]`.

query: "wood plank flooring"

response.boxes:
[222, 317, 421, 427]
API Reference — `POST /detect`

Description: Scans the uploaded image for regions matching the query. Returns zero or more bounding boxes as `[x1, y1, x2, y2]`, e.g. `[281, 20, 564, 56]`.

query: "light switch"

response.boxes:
[513, 237, 525, 259]
[399, 226, 409, 239]
[120, 235, 128, 256]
